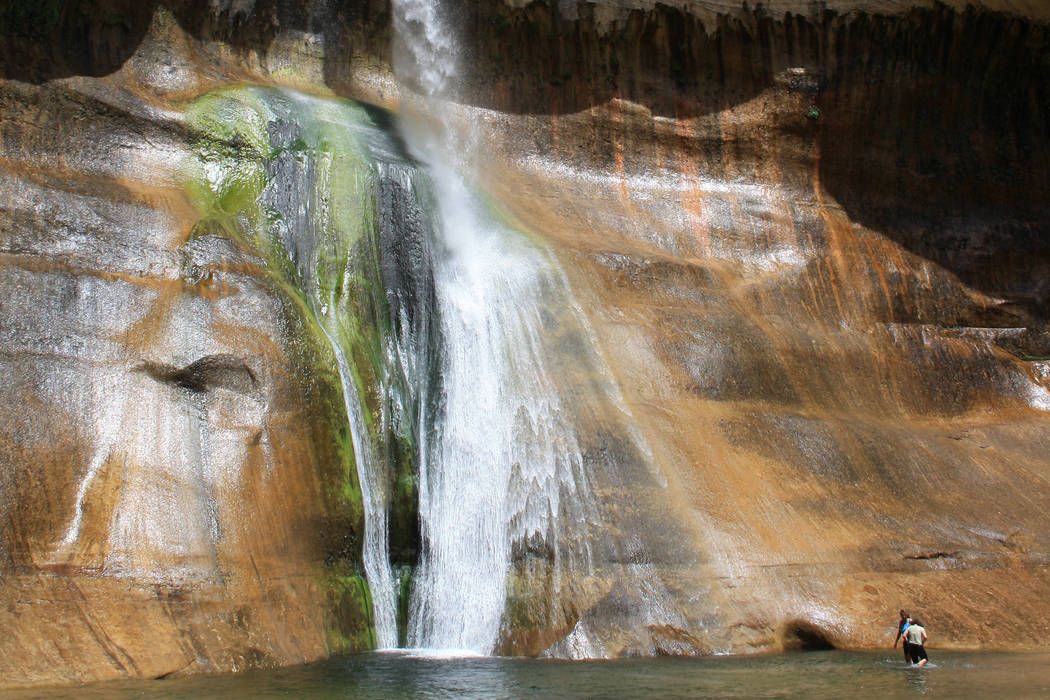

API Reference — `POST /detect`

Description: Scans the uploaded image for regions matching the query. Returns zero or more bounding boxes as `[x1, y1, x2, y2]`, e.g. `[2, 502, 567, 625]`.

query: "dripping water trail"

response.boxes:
[321, 329, 398, 650]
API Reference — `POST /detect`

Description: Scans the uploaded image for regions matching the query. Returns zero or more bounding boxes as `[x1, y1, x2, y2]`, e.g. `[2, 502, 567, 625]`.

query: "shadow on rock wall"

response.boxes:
[0, 0, 375, 83]
[454, 3, 1049, 319]
[0, 0, 168, 82]
[450, 1, 774, 119]
[813, 7, 1050, 326]
[455, 3, 1049, 339]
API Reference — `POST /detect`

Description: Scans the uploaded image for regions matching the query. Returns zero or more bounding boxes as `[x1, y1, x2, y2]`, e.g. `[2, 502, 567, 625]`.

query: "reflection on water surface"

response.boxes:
[4, 651, 1050, 699]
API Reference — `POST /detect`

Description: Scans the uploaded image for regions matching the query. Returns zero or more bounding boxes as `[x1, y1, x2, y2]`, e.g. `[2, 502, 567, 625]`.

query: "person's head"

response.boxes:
[911, 619, 921, 627]
[899, 609, 907, 619]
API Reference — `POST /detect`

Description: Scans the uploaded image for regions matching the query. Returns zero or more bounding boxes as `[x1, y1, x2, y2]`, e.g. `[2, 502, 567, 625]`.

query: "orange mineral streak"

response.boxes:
[610, 98, 636, 212]
[674, 103, 709, 257]
[811, 142, 851, 321]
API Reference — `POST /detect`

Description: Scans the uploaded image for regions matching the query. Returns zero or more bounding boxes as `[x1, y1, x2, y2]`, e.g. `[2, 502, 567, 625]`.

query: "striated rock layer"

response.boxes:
[457, 0, 1050, 656]
[1, 0, 1049, 687]
[0, 2, 384, 688]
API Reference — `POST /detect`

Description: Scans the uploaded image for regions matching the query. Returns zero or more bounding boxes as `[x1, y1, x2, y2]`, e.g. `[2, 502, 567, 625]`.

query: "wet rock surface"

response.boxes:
[473, 0, 1050, 657]
[0, 15, 375, 687]
[1, 0, 1049, 687]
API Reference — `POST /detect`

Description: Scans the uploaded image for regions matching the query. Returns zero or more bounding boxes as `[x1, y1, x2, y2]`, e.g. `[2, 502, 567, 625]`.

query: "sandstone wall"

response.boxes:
[0, 4, 377, 687]
[1, 0, 1049, 686]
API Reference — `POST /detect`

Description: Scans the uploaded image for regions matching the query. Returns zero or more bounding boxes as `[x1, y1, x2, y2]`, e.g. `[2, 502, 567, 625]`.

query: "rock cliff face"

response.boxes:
[453, 0, 1050, 657]
[0, 3, 382, 687]
[1, 0, 1049, 687]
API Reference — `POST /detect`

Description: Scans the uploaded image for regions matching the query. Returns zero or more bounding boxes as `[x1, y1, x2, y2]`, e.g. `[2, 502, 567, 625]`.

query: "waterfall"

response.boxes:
[404, 157, 595, 652]
[257, 94, 410, 650]
[392, 0, 458, 97]
[186, 5, 632, 652]
[391, 0, 597, 653]
[322, 330, 399, 648]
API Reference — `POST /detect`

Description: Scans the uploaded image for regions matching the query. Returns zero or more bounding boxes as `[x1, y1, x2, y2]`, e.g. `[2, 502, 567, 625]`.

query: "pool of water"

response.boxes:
[5, 650, 1050, 699]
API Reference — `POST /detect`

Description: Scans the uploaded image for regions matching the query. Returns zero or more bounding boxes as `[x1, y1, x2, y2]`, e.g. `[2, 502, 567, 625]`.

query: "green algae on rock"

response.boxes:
[183, 85, 433, 649]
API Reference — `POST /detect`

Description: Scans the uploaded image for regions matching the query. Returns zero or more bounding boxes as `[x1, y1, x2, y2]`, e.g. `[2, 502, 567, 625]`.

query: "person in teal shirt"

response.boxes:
[893, 610, 913, 663]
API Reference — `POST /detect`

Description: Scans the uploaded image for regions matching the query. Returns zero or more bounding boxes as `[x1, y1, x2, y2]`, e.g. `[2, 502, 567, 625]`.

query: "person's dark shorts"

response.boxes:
[909, 643, 928, 663]
[902, 641, 915, 661]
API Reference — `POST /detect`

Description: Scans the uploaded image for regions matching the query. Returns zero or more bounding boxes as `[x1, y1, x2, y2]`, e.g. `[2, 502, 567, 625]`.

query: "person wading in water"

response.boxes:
[905, 619, 929, 666]
[893, 610, 914, 663]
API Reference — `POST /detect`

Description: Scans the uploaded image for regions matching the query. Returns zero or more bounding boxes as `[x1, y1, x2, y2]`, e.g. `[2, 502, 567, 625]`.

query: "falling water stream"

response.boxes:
[392, 0, 597, 653]
[186, 88, 441, 650]
[402, 144, 594, 653]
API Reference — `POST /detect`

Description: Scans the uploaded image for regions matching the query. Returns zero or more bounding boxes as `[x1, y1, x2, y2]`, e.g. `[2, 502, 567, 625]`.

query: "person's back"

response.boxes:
[906, 622, 929, 666]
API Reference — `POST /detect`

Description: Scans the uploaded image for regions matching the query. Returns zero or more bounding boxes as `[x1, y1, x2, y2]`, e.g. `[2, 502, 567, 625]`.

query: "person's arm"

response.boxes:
[894, 623, 903, 646]
[921, 629, 928, 643]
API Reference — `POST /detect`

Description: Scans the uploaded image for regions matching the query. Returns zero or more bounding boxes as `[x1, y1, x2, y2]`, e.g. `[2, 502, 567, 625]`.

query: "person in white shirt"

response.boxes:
[905, 619, 929, 666]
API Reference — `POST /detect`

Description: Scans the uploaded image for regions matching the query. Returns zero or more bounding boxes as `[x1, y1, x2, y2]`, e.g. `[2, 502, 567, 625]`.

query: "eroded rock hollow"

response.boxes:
[1, 0, 1049, 688]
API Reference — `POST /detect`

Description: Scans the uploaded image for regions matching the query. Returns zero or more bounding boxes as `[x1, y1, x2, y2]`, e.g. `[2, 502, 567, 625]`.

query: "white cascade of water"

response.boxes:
[391, 0, 597, 653]
[392, 0, 457, 97]
[406, 157, 594, 652]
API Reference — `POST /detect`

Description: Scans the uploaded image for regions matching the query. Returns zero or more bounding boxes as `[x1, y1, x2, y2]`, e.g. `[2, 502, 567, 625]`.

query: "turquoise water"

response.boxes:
[5, 651, 1050, 699]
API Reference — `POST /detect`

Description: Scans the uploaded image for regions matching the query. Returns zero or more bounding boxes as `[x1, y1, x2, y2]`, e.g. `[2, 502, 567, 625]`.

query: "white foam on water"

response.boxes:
[387, 648, 489, 660]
